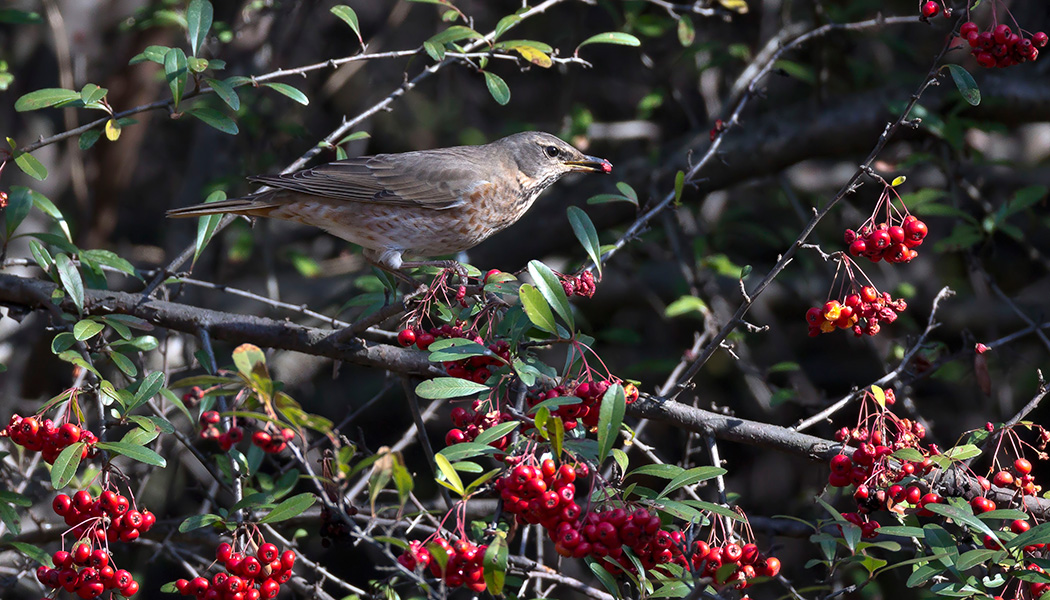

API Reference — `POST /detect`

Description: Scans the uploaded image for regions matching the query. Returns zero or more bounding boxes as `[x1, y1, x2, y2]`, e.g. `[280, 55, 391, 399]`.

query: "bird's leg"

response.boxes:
[399, 259, 469, 285]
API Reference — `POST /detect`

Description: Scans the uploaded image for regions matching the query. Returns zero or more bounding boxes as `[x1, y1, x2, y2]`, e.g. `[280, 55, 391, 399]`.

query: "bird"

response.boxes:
[167, 131, 612, 272]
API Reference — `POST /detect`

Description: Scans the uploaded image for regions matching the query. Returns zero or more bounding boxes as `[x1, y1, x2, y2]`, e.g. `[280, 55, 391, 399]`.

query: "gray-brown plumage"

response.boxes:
[167, 131, 612, 270]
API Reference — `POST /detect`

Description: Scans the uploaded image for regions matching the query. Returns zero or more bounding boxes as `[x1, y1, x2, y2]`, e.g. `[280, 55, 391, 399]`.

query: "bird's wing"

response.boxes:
[246, 151, 488, 210]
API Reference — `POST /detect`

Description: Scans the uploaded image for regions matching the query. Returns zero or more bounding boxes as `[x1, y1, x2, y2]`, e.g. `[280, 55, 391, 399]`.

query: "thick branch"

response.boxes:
[0, 274, 435, 376]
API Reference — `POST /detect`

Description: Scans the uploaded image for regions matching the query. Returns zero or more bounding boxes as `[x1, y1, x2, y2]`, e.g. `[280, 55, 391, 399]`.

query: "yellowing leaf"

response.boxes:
[104, 119, 121, 141]
[511, 45, 552, 68]
[718, 0, 749, 12]
[892, 176, 906, 187]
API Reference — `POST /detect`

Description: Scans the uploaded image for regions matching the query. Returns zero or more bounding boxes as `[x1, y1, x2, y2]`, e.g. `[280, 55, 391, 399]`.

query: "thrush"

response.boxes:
[167, 131, 612, 271]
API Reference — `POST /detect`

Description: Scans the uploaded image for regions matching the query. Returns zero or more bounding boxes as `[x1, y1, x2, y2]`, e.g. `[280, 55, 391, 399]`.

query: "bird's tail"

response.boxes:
[166, 197, 281, 219]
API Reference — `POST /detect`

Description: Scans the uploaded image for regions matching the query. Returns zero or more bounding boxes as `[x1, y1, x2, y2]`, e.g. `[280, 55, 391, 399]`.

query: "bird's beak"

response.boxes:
[565, 155, 613, 174]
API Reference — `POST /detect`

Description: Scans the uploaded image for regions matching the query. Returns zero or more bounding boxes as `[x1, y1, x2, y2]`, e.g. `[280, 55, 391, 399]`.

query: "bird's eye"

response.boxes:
[544, 145, 560, 158]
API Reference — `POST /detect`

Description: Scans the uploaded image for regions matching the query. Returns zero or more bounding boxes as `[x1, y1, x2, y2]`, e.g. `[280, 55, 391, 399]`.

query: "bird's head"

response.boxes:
[501, 132, 612, 186]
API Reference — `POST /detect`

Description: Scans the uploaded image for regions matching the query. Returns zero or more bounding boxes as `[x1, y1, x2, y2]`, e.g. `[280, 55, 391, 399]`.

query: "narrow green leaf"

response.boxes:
[129, 45, 172, 65]
[163, 48, 188, 109]
[258, 492, 316, 524]
[186, 0, 213, 56]
[924, 502, 997, 540]
[178, 513, 223, 532]
[677, 16, 695, 46]
[14, 88, 80, 111]
[518, 283, 557, 334]
[55, 254, 85, 315]
[331, 5, 363, 43]
[186, 107, 238, 134]
[437, 442, 498, 461]
[7, 541, 51, 566]
[596, 383, 625, 464]
[628, 464, 685, 479]
[433, 454, 464, 496]
[946, 64, 980, 106]
[194, 190, 226, 264]
[415, 377, 489, 399]
[587, 558, 621, 596]
[483, 71, 510, 105]
[51, 442, 85, 489]
[494, 15, 521, 40]
[27, 188, 71, 242]
[131, 371, 166, 411]
[658, 466, 727, 498]
[14, 151, 48, 180]
[1007, 522, 1050, 550]
[263, 82, 309, 106]
[576, 32, 641, 53]
[674, 171, 685, 203]
[109, 351, 138, 378]
[527, 260, 574, 330]
[206, 78, 240, 110]
[95, 441, 166, 467]
[567, 206, 602, 274]
[473, 422, 519, 446]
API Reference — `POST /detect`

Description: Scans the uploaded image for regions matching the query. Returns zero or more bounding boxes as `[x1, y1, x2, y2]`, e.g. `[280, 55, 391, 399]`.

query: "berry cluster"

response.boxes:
[445, 399, 512, 450]
[845, 215, 928, 264]
[37, 543, 139, 598]
[559, 270, 597, 298]
[198, 411, 243, 451]
[198, 410, 295, 454]
[986, 456, 1042, 501]
[805, 283, 907, 338]
[2, 414, 97, 464]
[960, 21, 1046, 69]
[397, 324, 511, 384]
[524, 379, 638, 432]
[494, 459, 779, 590]
[173, 541, 296, 600]
[52, 490, 156, 543]
[397, 537, 488, 593]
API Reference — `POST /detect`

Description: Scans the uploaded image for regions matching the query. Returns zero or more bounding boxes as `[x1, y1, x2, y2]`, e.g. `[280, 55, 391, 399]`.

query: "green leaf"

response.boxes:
[483, 71, 510, 105]
[567, 206, 602, 274]
[665, 295, 706, 318]
[178, 513, 223, 532]
[587, 558, 621, 596]
[50, 442, 85, 489]
[14, 150, 48, 180]
[4, 186, 33, 237]
[494, 15, 522, 40]
[80, 249, 137, 277]
[187, 107, 238, 135]
[1007, 522, 1050, 550]
[576, 32, 641, 53]
[129, 45, 171, 65]
[674, 171, 685, 203]
[0, 9, 43, 24]
[428, 25, 481, 46]
[130, 371, 166, 411]
[658, 466, 727, 498]
[434, 454, 464, 496]
[259, 492, 316, 524]
[263, 82, 309, 106]
[426, 338, 492, 362]
[336, 131, 370, 145]
[73, 319, 105, 341]
[331, 5, 363, 44]
[186, 0, 213, 56]
[946, 64, 981, 106]
[14, 88, 80, 111]
[193, 190, 226, 264]
[6, 541, 51, 567]
[596, 383, 625, 464]
[628, 464, 685, 479]
[55, 254, 85, 315]
[79, 129, 102, 150]
[163, 48, 189, 109]
[109, 352, 138, 378]
[415, 377, 489, 399]
[206, 78, 240, 111]
[437, 442, 498, 461]
[527, 260, 574, 330]
[80, 83, 107, 105]
[473, 422, 518, 446]
[95, 441, 166, 467]
[482, 535, 508, 594]
[518, 284, 557, 334]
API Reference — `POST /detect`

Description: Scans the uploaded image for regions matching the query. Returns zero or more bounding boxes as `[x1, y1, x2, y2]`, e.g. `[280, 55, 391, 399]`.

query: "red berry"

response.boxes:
[761, 556, 781, 577]
[1012, 519, 1032, 534]
[416, 333, 436, 351]
[258, 543, 279, 563]
[280, 549, 296, 571]
[1014, 458, 1033, 475]
[57, 423, 82, 445]
[921, 1, 938, 18]
[397, 329, 416, 347]
[960, 22, 979, 38]
[1034, 32, 1049, 48]
[252, 431, 272, 447]
[53, 494, 73, 515]
[993, 470, 1014, 487]
[849, 239, 867, 257]
[217, 542, 233, 562]
[73, 490, 94, 512]
[993, 24, 1011, 45]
